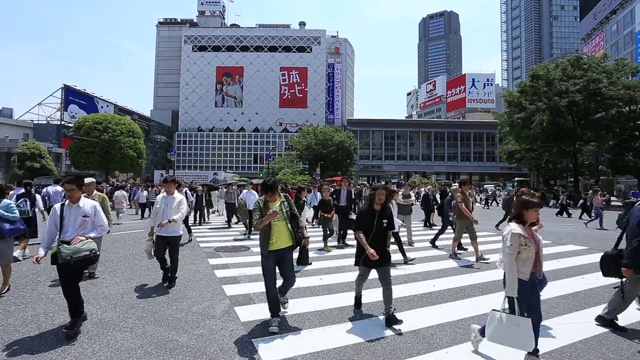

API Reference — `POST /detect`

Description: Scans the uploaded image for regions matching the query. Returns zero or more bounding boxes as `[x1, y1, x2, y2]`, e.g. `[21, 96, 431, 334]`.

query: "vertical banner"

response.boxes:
[326, 61, 335, 125]
[445, 74, 467, 113]
[215, 65, 244, 108]
[333, 59, 343, 126]
[279, 67, 309, 108]
[636, 4, 640, 76]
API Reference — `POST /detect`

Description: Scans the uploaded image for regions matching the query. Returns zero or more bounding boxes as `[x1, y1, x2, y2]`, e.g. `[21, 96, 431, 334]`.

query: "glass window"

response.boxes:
[409, 131, 420, 161]
[358, 130, 371, 161]
[624, 30, 634, 50]
[486, 133, 497, 163]
[371, 130, 383, 161]
[473, 132, 484, 163]
[459, 132, 472, 162]
[384, 131, 396, 161]
[623, 9, 634, 30]
[421, 131, 432, 162]
[446, 132, 459, 162]
[433, 131, 445, 162]
[396, 131, 408, 162]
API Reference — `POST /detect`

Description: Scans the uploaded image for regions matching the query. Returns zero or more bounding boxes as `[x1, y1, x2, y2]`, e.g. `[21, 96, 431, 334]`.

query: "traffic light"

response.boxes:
[259, 170, 264, 178]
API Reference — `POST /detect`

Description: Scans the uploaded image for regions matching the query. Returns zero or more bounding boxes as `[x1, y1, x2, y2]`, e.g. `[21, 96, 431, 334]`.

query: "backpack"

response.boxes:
[616, 200, 640, 230]
[15, 193, 35, 218]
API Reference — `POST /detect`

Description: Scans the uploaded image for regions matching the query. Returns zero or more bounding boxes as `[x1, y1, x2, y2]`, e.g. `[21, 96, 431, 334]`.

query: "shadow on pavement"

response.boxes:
[2, 325, 73, 357]
[134, 283, 170, 299]
[233, 317, 302, 360]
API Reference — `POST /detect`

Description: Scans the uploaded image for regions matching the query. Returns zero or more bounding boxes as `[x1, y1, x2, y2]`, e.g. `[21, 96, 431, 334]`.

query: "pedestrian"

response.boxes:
[585, 188, 607, 230]
[12, 180, 47, 262]
[40, 178, 65, 215]
[352, 184, 403, 328]
[554, 192, 572, 218]
[470, 189, 545, 359]
[148, 176, 188, 289]
[449, 179, 488, 262]
[331, 177, 354, 247]
[136, 185, 149, 220]
[389, 188, 415, 264]
[239, 184, 259, 239]
[193, 186, 206, 226]
[0, 184, 20, 295]
[82, 177, 113, 279]
[495, 188, 514, 230]
[177, 182, 195, 242]
[252, 178, 309, 334]
[318, 187, 335, 251]
[33, 175, 109, 339]
[430, 186, 459, 249]
[294, 186, 312, 266]
[395, 182, 415, 246]
[112, 184, 129, 224]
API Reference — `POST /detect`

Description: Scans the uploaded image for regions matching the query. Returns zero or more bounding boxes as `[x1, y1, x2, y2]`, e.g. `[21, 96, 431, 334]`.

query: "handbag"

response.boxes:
[0, 216, 28, 239]
[50, 202, 100, 267]
[536, 272, 548, 293]
[283, 195, 304, 249]
[600, 223, 628, 279]
[485, 297, 535, 352]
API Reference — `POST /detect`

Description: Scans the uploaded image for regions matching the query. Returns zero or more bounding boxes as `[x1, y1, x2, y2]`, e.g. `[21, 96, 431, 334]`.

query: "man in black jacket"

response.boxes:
[331, 177, 354, 247]
[595, 203, 640, 332]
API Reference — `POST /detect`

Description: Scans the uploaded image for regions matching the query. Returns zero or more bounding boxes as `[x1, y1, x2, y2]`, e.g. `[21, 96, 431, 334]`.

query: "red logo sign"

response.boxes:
[446, 74, 467, 113]
[279, 67, 308, 109]
[425, 79, 437, 93]
[419, 96, 443, 109]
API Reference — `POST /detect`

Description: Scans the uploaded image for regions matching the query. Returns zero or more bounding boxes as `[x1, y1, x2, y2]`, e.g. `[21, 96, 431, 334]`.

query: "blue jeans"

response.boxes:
[480, 274, 542, 355]
[261, 246, 296, 318]
[586, 206, 604, 228]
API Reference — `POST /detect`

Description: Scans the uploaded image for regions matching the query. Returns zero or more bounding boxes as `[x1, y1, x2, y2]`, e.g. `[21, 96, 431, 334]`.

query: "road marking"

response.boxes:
[110, 230, 145, 235]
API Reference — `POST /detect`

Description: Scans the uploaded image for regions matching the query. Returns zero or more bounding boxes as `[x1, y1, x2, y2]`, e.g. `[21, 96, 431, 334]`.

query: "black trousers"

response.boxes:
[193, 205, 205, 225]
[57, 262, 89, 320]
[336, 206, 349, 243]
[182, 215, 192, 236]
[496, 210, 510, 227]
[139, 202, 148, 218]
[311, 206, 320, 224]
[246, 209, 253, 235]
[225, 202, 237, 226]
[431, 216, 454, 243]
[155, 235, 182, 277]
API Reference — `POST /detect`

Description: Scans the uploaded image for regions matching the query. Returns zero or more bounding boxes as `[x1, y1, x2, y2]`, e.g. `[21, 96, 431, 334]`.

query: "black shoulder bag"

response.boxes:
[283, 194, 304, 249]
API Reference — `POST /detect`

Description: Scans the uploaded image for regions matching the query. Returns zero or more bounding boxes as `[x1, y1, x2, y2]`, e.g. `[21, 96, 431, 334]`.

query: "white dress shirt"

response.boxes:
[240, 189, 259, 209]
[39, 197, 109, 255]
[150, 192, 188, 237]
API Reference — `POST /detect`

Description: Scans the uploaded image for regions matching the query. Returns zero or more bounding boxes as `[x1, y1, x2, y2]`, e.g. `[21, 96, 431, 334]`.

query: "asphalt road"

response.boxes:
[2, 203, 639, 360]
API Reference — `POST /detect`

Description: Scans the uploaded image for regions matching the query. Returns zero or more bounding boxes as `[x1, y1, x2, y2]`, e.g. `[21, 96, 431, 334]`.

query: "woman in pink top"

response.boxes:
[584, 188, 606, 230]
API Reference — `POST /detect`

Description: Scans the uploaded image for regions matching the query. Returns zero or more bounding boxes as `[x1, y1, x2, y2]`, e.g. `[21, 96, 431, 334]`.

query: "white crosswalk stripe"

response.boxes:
[190, 216, 639, 360]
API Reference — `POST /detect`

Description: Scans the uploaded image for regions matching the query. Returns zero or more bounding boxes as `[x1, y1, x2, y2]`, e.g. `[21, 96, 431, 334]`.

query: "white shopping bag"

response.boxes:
[144, 238, 155, 260]
[485, 297, 535, 352]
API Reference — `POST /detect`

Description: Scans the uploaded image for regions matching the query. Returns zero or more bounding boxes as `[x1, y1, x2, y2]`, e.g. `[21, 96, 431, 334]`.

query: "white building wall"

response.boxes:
[0, 117, 33, 141]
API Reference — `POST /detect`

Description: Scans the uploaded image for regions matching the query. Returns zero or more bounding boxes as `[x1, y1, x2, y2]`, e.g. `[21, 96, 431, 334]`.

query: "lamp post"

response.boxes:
[155, 135, 175, 176]
[266, 144, 283, 178]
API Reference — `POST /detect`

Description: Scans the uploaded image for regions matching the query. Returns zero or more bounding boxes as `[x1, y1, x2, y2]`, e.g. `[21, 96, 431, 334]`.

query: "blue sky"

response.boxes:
[0, 0, 500, 120]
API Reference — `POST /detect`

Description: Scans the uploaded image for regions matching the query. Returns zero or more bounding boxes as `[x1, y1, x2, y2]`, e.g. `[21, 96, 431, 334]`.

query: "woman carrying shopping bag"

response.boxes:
[470, 189, 546, 360]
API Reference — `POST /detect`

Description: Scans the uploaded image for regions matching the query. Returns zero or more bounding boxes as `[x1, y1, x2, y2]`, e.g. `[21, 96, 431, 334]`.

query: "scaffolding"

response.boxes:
[15, 87, 64, 124]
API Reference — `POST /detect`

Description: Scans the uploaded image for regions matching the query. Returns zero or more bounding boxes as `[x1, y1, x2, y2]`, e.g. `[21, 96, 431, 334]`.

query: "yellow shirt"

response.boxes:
[268, 197, 294, 251]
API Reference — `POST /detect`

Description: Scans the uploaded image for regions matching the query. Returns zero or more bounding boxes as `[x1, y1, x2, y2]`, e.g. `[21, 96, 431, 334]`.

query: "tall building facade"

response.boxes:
[501, 0, 581, 89]
[417, 11, 463, 86]
[579, 0, 637, 63]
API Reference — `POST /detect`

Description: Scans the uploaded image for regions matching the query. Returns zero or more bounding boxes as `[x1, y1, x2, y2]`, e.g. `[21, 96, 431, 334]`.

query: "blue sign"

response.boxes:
[267, 154, 275, 162]
[326, 63, 335, 125]
[169, 148, 176, 156]
[63, 86, 115, 123]
[636, 29, 640, 77]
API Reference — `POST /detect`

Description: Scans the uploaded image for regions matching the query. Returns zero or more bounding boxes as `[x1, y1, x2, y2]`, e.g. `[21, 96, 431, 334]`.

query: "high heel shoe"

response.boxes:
[0, 284, 11, 296]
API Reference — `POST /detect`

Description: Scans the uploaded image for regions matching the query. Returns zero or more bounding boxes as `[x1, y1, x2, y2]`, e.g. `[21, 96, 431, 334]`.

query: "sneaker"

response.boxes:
[279, 295, 289, 310]
[403, 257, 416, 264]
[429, 240, 438, 249]
[449, 253, 461, 260]
[595, 314, 628, 332]
[166, 276, 177, 289]
[322, 245, 333, 252]
[476, 254, 489, 262]
[268, 317, 280, 334]
[384, 309, 403, 327]
[12, 250, 24, 262]
[408, 242, 415, 247]
[22, 248, 30, 259]
[354, 295, 362, 310]
[470, 324, 483, 351]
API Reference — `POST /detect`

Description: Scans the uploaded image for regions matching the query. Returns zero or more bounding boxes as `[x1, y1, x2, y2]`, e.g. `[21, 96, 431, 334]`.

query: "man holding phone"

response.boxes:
[449, 179, 489, 262]
[253, 178, 309, 334]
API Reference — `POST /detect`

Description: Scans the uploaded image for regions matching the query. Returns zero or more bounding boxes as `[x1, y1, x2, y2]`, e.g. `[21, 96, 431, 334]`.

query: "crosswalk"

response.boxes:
[190, 216, 640, 360]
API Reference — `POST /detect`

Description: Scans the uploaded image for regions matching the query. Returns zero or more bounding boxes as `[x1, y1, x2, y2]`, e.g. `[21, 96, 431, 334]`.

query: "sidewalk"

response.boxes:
[0, 216, 250, 360]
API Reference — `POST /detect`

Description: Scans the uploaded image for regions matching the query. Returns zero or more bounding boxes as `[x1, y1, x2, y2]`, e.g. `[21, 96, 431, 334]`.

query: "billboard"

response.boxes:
[465, 73, 496, 109]
[333, 59, 343, 126]
[418, 74, 446, 109]
[154, 170, 234, 185]
[579, 0, 623, 39]
[445, 74, 467, 113]
[63, 86, 114, 123]
[636, 4, 640, 72]
[215, 66, 244, 108]
[581, 30, 605, 56]
[279, 67, 308, 109]
[197, 0, 225, 12]
[406, 89, 418, 115]
[326, 62, 335, 125]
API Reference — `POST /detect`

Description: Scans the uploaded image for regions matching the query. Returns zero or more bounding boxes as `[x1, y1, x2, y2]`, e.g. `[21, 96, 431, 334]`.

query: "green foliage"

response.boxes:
[276, 168, 312, 186]
[289, 126, 358, 178]
[269, 154, 312, 185]
[497, 54, 640, 191]
[408, 175, 437, 189]
[68, 113, 146, 177]
[11, 140, 58, 181]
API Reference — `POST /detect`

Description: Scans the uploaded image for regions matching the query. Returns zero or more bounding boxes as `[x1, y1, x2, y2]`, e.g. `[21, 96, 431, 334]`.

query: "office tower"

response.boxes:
[417, 10, 463, 86]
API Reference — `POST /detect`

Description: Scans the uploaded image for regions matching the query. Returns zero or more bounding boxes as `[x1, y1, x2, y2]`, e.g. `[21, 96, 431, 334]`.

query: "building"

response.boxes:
[0, 111, 65, 180]
[417, 11, 463, 86]
[501, 0, 581, 89]
[348, 118, 527, 184]
[151, 1, 355, 176]
[579, 0, 637, 62]
[16, 85, 173, 178]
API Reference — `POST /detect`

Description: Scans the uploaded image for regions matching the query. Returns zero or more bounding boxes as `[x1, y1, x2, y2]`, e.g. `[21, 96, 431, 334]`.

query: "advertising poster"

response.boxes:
[406, 89, 418, 115]
[215, 66, 244, 108]
[333, 59, 343, 126]
[418, 74, 446, 109]
[197, 0, 225, 12]
[581, 30, 605, 56]
[326, 62, 335, 125]
[279, 66, 309, 108]
[153, 170, 234, 185]
[445, 74, 467, 113]
[465, 73, 496, 109]
[63, 86, 114, 123]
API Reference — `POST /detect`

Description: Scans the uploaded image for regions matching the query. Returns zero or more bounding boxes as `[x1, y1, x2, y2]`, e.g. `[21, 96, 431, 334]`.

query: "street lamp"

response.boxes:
[155, 135, 175, 176]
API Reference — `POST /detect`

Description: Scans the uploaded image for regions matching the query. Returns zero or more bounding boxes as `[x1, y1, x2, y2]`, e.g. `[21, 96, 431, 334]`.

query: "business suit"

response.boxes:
[331, 187, 354, 245]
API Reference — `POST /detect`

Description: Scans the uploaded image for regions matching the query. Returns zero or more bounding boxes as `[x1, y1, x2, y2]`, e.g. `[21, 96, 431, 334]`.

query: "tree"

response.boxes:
[10, 140, 58, 181]
[68, 113, 146, 178]
[289, 126, 358, 179]
[268, 154, 312, 185]
[497, 54, 639, 193]
[276, 168, 312, 186]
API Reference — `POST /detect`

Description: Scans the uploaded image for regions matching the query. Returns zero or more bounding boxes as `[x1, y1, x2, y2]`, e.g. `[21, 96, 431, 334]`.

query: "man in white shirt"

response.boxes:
[148, 176, 188, 289]
[240, 184, 259, 239]
[33, 176, 109, 340]
[41, 178, 65, 214]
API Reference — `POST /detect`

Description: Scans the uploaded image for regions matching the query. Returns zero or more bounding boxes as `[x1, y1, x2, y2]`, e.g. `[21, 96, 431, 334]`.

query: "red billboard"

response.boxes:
[446, 74, 467, 113]
[215, 66, 244, 108]
[279, 66, 308, 108]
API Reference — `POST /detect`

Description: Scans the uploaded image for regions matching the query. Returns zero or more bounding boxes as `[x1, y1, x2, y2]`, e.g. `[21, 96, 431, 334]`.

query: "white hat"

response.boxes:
[84, 177, 97, 184]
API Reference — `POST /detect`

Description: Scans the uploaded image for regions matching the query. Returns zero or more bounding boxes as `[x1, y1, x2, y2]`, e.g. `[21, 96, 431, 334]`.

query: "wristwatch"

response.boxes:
[167, 218, 173, 223]
[85, 236, 93, 240]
